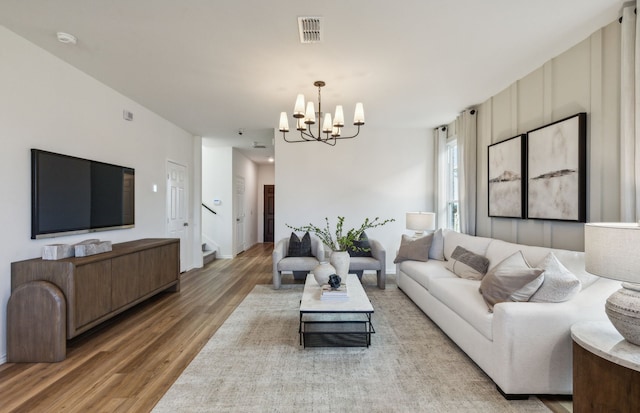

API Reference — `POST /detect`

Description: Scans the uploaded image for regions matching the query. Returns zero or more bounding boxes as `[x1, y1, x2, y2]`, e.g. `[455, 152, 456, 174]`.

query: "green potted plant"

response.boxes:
[287, 216, 394, 279]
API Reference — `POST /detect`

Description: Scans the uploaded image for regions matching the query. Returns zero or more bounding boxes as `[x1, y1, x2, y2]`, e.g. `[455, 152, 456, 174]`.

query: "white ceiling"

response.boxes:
[0, 0, 623, 163]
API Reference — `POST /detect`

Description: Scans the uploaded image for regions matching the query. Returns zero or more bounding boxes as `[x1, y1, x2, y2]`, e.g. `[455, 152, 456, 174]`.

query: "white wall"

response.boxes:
[475, 21, 621, 251]
[275, 127, 435, 273]
[0, 26, 197, 362]
[202, 146, 233, 257]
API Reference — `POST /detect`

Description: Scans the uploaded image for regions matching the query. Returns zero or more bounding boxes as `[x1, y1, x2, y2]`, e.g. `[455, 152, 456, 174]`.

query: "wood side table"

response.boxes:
[571, 321, 640, 413]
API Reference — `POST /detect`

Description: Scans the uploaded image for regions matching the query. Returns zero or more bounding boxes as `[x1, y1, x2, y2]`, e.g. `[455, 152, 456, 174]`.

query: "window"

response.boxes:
[446, 138, 459, 231]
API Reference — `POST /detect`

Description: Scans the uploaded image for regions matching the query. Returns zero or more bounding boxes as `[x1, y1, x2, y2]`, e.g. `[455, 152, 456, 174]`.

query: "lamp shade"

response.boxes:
[406, 212, 436, 232]
[585, 223, 640, 283]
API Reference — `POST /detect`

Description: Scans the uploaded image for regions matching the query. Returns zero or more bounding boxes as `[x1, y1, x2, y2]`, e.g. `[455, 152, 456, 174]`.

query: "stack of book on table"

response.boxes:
[321, 284, 348, 301]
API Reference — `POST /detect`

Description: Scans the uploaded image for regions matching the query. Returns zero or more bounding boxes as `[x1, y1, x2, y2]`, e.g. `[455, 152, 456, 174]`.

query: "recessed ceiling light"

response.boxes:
[56, 32, 77, 45]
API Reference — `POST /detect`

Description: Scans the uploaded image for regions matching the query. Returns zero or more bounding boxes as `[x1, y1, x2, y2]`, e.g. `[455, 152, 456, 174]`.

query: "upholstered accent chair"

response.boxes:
[348, 238, 387, 289]
[272, 234, 325, 289]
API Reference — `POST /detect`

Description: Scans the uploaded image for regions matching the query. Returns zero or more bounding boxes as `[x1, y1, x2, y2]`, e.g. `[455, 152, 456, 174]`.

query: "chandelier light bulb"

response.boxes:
[279, 112, 289, 132]
[293, 94, 305, 118]
[296, 118, 307, 131]
[304, 101, 316, 124]
[322, 113, 333, 133]
[333, 105, 345, 127]
[354, 102, 365, 125]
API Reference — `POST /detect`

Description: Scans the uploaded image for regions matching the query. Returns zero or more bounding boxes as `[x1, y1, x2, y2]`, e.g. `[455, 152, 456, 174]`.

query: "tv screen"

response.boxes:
[31, 149, 135, 239]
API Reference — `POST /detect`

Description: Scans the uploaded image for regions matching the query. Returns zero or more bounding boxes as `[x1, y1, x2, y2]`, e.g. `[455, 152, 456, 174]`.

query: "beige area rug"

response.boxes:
[153, 279, 550, 413]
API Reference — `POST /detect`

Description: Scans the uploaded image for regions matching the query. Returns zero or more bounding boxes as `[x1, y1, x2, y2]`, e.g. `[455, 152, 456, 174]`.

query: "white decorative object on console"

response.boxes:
[74, 239, 113, 257]
[585, 222, 640, 345]
[42, 244, 74, 260]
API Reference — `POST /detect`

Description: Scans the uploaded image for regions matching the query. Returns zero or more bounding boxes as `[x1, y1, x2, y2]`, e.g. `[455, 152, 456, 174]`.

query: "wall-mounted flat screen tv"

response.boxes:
[31, 149, 135, 239]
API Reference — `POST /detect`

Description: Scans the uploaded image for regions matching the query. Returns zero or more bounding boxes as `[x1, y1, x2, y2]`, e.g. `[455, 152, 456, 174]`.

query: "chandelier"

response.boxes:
[278, 81, 365, 146]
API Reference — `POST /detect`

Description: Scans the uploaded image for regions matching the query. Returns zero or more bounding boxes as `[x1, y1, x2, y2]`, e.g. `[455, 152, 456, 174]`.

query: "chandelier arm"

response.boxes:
[283, 132, 315, 143]
[332, 125, 361, 140]
[320, 137, 337, 146]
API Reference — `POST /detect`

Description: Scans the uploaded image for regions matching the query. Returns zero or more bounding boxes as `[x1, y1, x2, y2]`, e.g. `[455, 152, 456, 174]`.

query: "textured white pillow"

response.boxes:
[529, 252, 582, 303]
[479, 251, 545, 311]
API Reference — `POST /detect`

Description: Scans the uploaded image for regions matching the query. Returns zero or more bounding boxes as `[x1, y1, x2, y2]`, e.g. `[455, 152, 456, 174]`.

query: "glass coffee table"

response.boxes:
[299, 274, 375, 347]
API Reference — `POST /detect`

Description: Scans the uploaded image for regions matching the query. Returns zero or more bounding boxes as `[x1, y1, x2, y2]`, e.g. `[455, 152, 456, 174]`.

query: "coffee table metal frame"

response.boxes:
[299, 274, 375, 348]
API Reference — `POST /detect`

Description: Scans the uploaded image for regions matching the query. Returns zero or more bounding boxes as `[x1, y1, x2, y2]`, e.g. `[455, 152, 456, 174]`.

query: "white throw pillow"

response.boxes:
[429, 229, 445, 261]
[529, 252, 581, 303]
[479, 251, 544, 311]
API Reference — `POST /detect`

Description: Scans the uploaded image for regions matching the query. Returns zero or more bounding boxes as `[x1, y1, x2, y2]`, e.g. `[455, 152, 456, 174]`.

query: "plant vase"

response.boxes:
[330, 250, 350, 279]
[312, 262, 336, 286]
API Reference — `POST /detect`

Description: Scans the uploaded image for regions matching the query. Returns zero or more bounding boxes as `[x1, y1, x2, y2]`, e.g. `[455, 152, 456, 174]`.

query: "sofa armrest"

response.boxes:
[490, 277, 620, 394]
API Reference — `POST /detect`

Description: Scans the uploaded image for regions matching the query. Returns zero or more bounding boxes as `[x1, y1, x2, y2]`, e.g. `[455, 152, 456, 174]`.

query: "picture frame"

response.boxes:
[488, 134, 526, 218]
[526, 112, 586, 222]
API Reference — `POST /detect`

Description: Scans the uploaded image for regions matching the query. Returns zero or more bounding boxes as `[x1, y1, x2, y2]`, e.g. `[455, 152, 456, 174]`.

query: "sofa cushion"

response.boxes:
[445, 246, 490, 280]
[429, 229, 445, 260]
[393, 234, 432, 263]
[287, 232, 312, 257]
[443, 230, 493, 260]
[429, 277, 494, 340]
[479, 251, 545, 311]
[399, 260, 456, 290]
[485, 240, 550, 272]
[348, 231, 372, 257]
[530, 252, 582, 303]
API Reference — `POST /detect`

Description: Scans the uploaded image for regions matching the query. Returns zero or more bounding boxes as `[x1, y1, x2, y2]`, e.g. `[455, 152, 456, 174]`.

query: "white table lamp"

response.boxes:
[406, 212, 436, 237]
[585, 222, 640, 345]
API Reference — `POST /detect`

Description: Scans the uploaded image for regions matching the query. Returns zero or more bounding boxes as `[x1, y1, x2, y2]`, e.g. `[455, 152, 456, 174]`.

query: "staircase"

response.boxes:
[202, 243, 216, 265]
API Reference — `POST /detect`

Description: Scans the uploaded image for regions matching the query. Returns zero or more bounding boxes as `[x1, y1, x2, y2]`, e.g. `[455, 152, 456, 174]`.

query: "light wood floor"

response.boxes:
[0, 243, 571, 412]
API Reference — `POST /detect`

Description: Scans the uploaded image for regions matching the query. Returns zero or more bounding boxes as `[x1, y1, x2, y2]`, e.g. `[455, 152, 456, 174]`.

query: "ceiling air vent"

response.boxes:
[298, 17, 323, 43]
[252, 142, 267, 149]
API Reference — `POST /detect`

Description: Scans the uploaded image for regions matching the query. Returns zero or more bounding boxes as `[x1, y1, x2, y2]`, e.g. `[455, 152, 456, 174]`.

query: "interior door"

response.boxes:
[235, 176, 245, 254]
[167, 161, 188, 272]
[264, 185, 274, 242]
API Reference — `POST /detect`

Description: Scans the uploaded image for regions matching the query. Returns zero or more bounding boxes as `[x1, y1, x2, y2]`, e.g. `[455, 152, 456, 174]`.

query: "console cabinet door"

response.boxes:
[74, 261, 112, 329]
[138, 243, 179, 295]
[111, 253, 140, 310]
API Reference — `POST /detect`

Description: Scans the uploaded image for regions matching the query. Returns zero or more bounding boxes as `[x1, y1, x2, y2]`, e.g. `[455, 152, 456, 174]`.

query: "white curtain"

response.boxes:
[434, 126, 448, 230]
[621, 2, 640, 221]
[457, 109, 477, 235]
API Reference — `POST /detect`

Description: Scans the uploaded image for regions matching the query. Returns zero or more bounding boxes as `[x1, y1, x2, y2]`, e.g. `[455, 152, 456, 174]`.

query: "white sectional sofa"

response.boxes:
[396, 229, 620, 397]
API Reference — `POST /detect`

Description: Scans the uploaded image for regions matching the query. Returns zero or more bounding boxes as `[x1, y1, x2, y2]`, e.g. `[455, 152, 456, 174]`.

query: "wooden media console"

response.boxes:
[8, 238, 180, 362]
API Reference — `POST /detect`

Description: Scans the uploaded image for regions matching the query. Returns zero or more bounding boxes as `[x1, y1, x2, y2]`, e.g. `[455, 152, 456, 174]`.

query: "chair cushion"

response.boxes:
[287, 232, 312, 257]
[277, 256, 319, 271]
[349, 256, 381, 271]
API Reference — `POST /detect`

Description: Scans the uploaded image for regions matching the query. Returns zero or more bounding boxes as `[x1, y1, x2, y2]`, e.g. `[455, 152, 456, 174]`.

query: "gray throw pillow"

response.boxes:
[348, 231, 373, 257]
[529, 252, 581, 303]
[287, 232, 312, 257]
[479, 251, 545, 312]
[445, 245, 490, 280]
[393, 234, 433, 263]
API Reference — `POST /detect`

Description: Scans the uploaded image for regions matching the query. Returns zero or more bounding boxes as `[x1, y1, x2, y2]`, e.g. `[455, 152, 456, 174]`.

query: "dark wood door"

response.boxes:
[264, 185, 275, 242]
